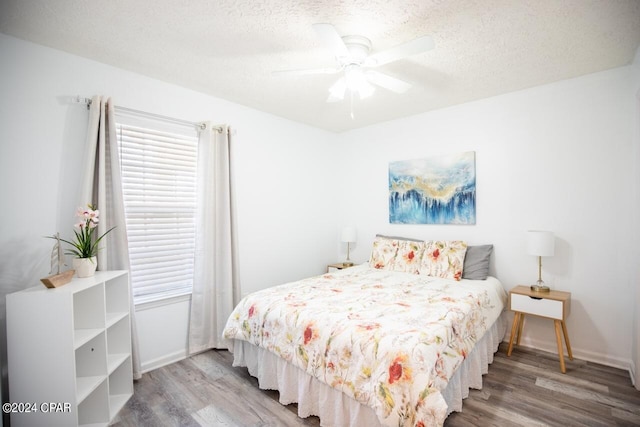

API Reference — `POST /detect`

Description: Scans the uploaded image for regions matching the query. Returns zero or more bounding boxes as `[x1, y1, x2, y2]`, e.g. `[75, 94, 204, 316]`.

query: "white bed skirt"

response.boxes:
[231, 312, 507, 427]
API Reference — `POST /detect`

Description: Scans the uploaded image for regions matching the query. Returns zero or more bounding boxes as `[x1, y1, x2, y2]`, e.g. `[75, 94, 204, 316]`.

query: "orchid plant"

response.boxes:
[55, 204, 115, 259]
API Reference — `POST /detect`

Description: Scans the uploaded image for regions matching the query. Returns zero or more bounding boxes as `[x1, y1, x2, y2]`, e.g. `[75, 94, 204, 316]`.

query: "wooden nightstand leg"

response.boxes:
[507, 312, 521, 356]
[554, 320, 566, 373]
[561, 320, 573, 360]
[516, 313, 525, 345]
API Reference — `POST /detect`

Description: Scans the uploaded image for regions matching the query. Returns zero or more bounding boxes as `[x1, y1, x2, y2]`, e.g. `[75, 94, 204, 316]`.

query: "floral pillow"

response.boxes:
[419, 240, 468, 281]
[369, 236, 399, 270]
[393, 240, 425, 274]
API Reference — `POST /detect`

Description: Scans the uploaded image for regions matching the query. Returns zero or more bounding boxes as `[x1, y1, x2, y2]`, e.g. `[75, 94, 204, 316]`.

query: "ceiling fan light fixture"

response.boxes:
[344, 65, 375, 99]
[344, 65, 364, 89]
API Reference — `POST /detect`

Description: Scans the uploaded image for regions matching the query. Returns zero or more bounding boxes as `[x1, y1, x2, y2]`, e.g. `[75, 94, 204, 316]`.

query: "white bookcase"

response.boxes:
[6, 270, 132, 427]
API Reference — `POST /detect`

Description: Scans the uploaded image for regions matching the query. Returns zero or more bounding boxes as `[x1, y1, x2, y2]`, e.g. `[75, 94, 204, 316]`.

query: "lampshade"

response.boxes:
[527, 230, 555, 257]
[341, 227, 357, 243]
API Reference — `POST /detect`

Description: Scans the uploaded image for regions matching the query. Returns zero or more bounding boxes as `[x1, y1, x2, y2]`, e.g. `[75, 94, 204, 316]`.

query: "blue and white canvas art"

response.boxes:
[389, 152, 476, 224]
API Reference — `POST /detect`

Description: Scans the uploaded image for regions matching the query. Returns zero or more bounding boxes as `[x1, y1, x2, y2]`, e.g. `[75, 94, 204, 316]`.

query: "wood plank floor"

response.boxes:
[113, 342, 640, 426]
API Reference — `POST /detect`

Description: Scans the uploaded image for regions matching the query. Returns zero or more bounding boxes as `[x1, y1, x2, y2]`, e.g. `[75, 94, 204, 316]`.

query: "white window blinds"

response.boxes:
[116, 119, 199, 303]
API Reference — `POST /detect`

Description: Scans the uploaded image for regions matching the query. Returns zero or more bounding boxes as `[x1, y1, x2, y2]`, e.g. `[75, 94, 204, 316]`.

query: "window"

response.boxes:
[115, 115, 199, 303]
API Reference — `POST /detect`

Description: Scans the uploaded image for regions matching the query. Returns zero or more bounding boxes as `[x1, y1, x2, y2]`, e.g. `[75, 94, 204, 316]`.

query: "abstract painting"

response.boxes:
[389, 151, 476, 224]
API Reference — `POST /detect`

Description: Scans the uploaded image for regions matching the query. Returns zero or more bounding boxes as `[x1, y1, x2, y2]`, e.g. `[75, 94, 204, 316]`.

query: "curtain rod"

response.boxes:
[72, 95, 225, 133]
[114, 105, 210, 132]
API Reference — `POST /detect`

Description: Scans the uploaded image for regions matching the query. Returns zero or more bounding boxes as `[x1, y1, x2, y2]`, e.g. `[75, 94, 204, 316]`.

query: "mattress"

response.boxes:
[224, 264, 507, 426]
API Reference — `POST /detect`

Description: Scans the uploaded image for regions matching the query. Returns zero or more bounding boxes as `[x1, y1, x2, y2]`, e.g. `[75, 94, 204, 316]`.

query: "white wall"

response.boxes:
[336, 66, 637, 370]
[135, 297, 192, 372]
[0, 33, 342, 394]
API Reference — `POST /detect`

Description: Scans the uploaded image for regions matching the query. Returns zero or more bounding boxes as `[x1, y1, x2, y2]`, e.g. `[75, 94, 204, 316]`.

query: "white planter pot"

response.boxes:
[73, 256, 97, 278]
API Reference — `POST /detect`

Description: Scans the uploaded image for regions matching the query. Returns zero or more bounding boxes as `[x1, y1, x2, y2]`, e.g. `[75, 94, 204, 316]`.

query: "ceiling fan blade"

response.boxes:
[366, 70, 412, 93]
[313, 23, 350, 58]
[365, 35, 434, 67]
[272, 67, 341, 76]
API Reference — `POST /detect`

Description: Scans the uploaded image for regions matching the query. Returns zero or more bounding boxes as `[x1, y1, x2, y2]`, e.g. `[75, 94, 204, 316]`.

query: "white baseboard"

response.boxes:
[141, 349, 188, 374]
[515, 336, 632, 373]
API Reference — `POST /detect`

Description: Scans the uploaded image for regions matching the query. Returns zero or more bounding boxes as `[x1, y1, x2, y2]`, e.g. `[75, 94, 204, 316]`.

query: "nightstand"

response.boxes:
[507, 285, 573, 373]
[327, 262, 354, 273]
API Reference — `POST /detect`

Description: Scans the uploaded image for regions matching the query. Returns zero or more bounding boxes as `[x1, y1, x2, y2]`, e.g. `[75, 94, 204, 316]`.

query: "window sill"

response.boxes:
[134, 291, 192, 311]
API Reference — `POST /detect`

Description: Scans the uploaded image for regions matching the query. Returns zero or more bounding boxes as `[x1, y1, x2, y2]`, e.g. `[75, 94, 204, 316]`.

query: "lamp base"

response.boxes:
[530, 284, 550, 292]
[342, 262, 354, 267]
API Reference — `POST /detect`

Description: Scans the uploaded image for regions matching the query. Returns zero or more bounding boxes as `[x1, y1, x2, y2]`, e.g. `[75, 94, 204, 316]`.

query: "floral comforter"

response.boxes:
[223, 265, 506, 427]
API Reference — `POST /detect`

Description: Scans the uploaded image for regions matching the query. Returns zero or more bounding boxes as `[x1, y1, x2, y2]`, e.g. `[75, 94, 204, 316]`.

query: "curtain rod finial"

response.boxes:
[71, 95, 92, 109]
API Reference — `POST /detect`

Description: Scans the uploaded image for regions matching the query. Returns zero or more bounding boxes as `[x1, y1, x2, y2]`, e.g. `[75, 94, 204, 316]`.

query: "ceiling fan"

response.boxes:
[277, 23, 435, 103]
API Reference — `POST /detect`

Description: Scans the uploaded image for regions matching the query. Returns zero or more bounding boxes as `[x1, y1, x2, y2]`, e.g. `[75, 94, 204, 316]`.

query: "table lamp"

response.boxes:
[341, 227, 356, 267]
[527, 230, 555, 292]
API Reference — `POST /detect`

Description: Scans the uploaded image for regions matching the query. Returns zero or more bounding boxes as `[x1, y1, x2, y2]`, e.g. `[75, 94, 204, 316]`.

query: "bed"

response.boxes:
[223, 237, 507, 427]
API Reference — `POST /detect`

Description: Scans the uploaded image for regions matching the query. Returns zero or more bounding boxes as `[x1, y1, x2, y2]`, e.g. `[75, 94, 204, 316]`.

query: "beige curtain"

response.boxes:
[188, 123, 239, 353]
[79, 96, 142, 379]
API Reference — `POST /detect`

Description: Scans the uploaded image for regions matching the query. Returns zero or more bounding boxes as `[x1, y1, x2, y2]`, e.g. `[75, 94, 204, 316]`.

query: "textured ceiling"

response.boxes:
[1, 0, 639, 132]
